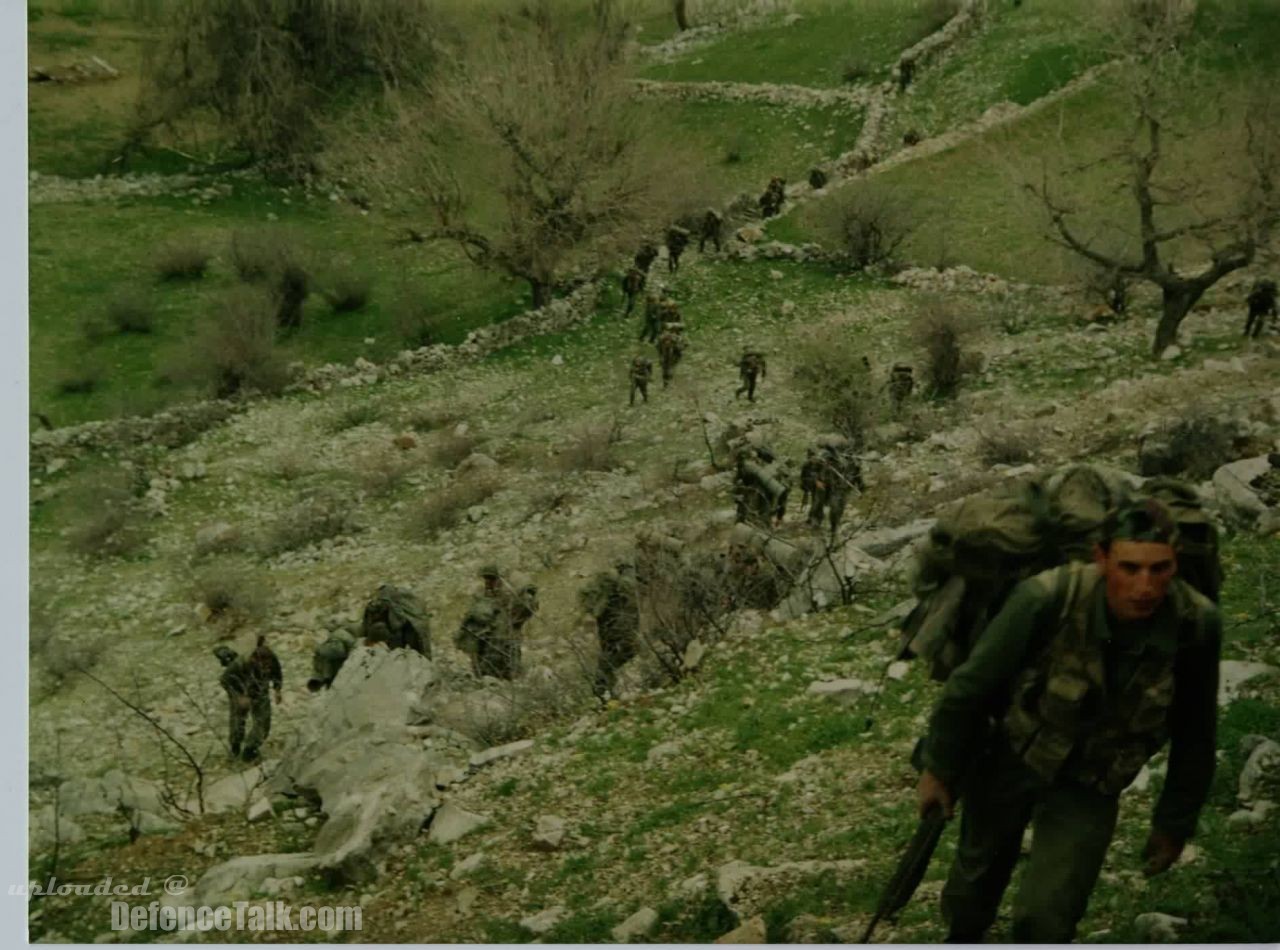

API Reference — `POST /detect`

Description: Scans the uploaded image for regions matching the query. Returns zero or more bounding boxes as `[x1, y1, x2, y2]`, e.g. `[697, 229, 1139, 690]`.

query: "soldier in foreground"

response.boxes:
[454, 565, 538, 680]
[634, 241, 658, 274]
[1244, 278, 1277, 338]
[733, 444, 790, 527]
[656, 321, 685, 388]
[621, 266, 646, 317]
[735, 349, 767, 402]
[579, 561, 640, 701]
[629, 355, 653, 406]
[665, 225, 691, 273]
[698, 209, 723, 253]
[915, 499, 1221, 942]
[214, 637, 283, 761]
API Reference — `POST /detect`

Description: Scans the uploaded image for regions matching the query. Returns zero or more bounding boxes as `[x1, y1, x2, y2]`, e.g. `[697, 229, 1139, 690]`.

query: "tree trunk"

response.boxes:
[674, 0, 689, 31]
[530, 279, 552, 310]
[1152, 282, 1205, 357]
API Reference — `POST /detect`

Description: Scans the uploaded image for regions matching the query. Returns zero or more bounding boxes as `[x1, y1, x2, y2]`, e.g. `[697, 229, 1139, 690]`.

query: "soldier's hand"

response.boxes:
[917, 770, 954, 819]
[1141, 829, 1185, 877]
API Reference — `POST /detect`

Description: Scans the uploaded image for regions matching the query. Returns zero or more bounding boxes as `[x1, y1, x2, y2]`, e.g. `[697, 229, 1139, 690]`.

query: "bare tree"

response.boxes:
[1024, 1, 1279, 356]
[366, 1, 697, 309]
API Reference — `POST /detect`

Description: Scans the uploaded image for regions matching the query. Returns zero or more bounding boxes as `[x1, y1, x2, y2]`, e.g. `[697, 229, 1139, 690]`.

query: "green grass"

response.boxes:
[641, 0, 944, 88]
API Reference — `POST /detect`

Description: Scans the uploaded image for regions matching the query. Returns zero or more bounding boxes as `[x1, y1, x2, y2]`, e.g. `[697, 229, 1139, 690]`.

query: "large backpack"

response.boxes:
[362, 585, 432, 658]
[897, 465, 1220, 682]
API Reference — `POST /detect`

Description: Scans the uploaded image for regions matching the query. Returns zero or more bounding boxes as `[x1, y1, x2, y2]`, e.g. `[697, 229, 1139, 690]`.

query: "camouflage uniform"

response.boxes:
[888, 363, 915, 413]
[1244, 279, 1277, 338]
[580, 563, 640, 700]
[733, 448, 790, 527]
[799, 449, 822, 513]
[735, 351, 767, 402]
[361, 585, 431, 657]
[639, 292, 663, 343]
[807, 439, 864, 535]
[698, 209, 723, 254]
[634, 242, 659, 275]
[665, 226, 691, 274]
[215, 639, 282, 761]
[656, 323, 685, 388]
[922, 562, 1221, 943]
[629, 356, 653, 406]
[621, 267, 646, 317]
[897, 55, 915, 92]
[808, 167, 829, 190]
[307, 628, 357, 692]
[454, 566, 538, 680]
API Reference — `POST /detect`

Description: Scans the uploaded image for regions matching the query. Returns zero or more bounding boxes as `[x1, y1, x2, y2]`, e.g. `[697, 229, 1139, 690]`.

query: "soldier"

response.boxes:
[733, 446, 790, 527]
[915, 499, 1221, 943]
[579, 561, 640, 701]
[1244, 278, 1277, 339]
[897, 55, 915, 92]
[454, 565, 538, 680]
[759, 176, 786, 218]
[735, 349, 767, 402]
[307, 627, 356, 692]
[214, 637, 283, 761]
[698, 209, 724, 254]
[665, 225, 691, 273]
[725, 522, 809, 611]
[629, 355, 653, 406]
[634, 242, 659, 275]
[656, 321, 685, 388]
[807, 439, 865, 536]
[639, 291, 663, 343]
[361, 584, 431, 657]
[887, 363, 915, 413]
[808, 167, 829, 190]
[621, 266, 646, 317]
[799, 448, 822, 514]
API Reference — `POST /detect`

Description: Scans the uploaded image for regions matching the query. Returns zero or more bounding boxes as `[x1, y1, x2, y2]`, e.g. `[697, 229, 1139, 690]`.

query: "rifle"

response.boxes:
[860, 804, 947, 943]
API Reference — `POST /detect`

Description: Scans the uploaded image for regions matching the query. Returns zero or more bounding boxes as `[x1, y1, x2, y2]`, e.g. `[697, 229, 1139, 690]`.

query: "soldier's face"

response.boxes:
[1094, 541, 1178, 622]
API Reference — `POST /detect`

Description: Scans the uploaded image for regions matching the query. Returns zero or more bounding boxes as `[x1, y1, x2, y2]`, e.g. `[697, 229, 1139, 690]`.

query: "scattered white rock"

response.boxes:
[806, 678, 879, 704]
[469, 739, 534, 768]
[1134, 912, 1188, 942]
[428, 801, 490, 845]
[611, 907, 659, 942]
[519, 906, 566, 935]
[449, 851, 488, 880]
[1219, 661, 1279, 706]
[716, 915, 767, 943]
[532, 814, 568, 850]
[247, 797, 273, 822]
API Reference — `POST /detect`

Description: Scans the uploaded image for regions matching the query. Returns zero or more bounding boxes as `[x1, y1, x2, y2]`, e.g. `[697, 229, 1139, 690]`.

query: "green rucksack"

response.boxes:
[362, 585, 432, 658]
[898, 465, 1219, 681]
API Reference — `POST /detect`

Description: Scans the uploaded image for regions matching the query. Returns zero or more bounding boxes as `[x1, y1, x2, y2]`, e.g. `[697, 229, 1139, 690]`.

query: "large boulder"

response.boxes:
[1212, 456, 1274, 526]
[1239, 736, 1280, 806]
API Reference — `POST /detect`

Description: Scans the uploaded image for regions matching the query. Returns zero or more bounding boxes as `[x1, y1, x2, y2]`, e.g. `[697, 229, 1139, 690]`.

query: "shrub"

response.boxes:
[840, 58, 871, 84]
[555, 421, 623, 473]
[1142, 410, 1240, 480]
[391, 290, 444, 348]
[818, 184, 914, 271]
[155, 240, 210, 281]
[790, 326, 876, 446]
[259, 488, 361, 556]
[405, 405, 461, 433]
[410, 474, 499, 539]
[910, 296, 977, 399]
[33, 630, 105, 687]
[105, 290, 155, 334]
[902, 128, 922, 146]
[264, 446, 312, 482]
[978, 427, 1034, 467]
[57, 366, 103, 395]
[65, 470, 146, 558]
[322, 268, 373, 313]
[191, 561, 272, 626]
[327, 402, 382, 433]
[229, 229, 282, 283]
[274, 263, 310, 330]
[355, 447, 416, 497]
[431, 430, 478, 469]
[178, 287, 289, 398]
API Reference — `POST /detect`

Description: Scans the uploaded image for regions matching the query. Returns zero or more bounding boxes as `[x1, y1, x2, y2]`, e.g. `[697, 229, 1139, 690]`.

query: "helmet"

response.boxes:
[213, 646, 237, 667]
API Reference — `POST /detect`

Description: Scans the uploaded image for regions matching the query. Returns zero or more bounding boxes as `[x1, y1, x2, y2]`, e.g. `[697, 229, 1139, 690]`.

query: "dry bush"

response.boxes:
[910, 296, 978, 399]
[1145, 410, 1240, 480]
[355, 447, 417, 498]
[192, 523, 246, 559]
[259, 488, 361, 556]
[105, 290, 156, 334]
[840, 57, 872, 84]
[264, 445, 312, 482]
[431, 430, 478, 469]
[790, 326, 877, 446]
[410, 474, 499, 539]
[818, 183, 914, 270]
[321, 267, 373, 313]
[405, 405, 462, 433]
[65, 470, 147, 558]
[155, 240, 211, 281]
[555, 420, 623, 473]
[327, 401, 382, 433]
[176, 287, 289, 398]
[390, 288, 445, 348]
[229, 228, 307, 282]
[191, 561, 272, 626]
[978, 427, 1035, 467]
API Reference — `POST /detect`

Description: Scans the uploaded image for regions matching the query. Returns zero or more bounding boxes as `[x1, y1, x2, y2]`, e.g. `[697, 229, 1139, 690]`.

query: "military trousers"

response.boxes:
[228, 691, 272, 756]
[940, 740, 1119, 943]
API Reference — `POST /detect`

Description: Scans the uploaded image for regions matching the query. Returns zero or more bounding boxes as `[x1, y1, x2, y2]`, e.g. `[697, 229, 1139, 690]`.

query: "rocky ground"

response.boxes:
[26, 1, 1280, 943]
